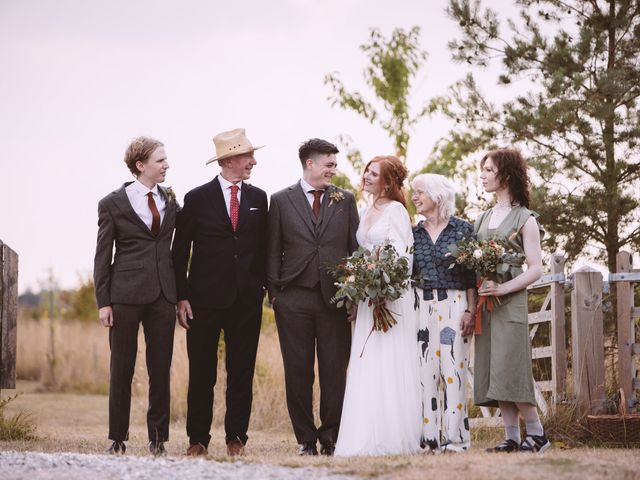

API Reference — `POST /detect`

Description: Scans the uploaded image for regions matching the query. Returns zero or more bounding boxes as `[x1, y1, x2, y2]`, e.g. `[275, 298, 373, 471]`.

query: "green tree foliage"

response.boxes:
[438, 0, 640, 272]
[19, 274, 97, 322]
[64, 275, 97, 322]
[325, 26, 430, 168]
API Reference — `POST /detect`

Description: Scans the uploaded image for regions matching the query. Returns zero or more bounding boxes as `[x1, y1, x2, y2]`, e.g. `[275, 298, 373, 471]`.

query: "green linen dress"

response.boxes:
[473, 206, 543, 407]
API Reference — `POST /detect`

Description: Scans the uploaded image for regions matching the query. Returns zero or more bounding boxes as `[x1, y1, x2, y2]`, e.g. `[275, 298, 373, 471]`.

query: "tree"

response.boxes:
[437, 0, 640, 272]
[324, 26, 430, 176]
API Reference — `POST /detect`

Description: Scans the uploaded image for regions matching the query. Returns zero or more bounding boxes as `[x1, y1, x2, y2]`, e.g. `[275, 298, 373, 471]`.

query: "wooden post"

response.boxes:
[0, 240, 18, 389]
[550, 254, 567, 402]
[616, 251, 634, 409]
[571, 267, 606, 414]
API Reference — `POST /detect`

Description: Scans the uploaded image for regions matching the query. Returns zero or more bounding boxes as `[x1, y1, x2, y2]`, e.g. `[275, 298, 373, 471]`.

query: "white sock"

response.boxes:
[505, 425, 521, 443]
[525, 419, 544, 437]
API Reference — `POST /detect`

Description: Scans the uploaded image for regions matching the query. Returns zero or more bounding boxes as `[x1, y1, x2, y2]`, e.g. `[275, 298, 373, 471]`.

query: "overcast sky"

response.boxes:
[1, 0, 531, 293]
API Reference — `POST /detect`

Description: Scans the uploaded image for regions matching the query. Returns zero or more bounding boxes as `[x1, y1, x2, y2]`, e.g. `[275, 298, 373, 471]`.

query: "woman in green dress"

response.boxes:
[474, 148, 550, 453]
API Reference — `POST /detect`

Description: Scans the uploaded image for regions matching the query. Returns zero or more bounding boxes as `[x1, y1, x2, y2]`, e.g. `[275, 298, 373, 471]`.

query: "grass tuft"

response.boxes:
[0, 394, 37, 441]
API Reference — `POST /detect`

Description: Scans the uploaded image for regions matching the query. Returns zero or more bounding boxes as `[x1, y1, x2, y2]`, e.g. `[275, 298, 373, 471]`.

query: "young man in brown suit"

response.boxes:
[267, 138, 359, 456]
[93, 137, 178, 457]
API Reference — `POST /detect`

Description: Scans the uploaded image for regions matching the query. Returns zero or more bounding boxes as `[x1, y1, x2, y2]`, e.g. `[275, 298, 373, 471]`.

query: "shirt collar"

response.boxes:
[133, 179, 159, 197]
[415, 216, 457, 234]
[218, 175, 242, 191]
[300, 178, 320, 194]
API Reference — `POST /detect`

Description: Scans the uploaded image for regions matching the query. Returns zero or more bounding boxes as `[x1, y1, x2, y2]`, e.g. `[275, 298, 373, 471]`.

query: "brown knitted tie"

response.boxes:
[312, 190, 323, 218]
[147, 192, 161, 236]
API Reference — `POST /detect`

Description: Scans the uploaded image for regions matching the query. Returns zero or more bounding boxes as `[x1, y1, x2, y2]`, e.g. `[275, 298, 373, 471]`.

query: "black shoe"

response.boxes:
[520, 434, 551, 453]
[149, 441, 167, 457]
[486, 439, 520, 453]
[298, 441, 318, 456]
[107, 441, 126, 455]
[319, 440, 335, 456]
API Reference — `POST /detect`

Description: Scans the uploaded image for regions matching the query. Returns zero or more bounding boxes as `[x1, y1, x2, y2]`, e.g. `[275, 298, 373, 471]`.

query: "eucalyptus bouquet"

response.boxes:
[330, 241, 410, 337]
[448, 236, 525, 333]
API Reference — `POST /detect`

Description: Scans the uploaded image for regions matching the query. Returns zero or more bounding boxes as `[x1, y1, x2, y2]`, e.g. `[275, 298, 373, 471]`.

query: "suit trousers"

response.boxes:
[274, 285, 351, 444]
[108, 295, 175, 443]
[186, 291, 263, 447]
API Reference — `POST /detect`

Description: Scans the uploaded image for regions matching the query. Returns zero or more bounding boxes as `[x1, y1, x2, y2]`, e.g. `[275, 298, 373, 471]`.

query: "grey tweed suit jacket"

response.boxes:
[93, 182, 178, 308]
[266, 182, 359, 307]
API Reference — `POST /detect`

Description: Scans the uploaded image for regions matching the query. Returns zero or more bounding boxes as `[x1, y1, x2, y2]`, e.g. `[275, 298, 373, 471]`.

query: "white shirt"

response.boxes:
[125, 179, 166, 230]
[300, 178, 325, 207]
[218, 175, 243, 216]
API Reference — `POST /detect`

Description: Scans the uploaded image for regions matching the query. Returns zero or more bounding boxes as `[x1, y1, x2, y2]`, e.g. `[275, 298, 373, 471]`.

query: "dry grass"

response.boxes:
[2, 382, 640, 480]
[11, 311, 640, 478]
[0, 394, 37, 441]
[16, 308, 297, 430]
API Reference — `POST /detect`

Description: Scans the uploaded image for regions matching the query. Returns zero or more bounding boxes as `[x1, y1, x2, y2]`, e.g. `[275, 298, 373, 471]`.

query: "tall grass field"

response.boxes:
[16, 307, 295, 431]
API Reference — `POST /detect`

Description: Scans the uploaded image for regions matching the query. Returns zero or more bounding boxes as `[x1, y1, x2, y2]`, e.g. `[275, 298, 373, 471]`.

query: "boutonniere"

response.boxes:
[165, 187, 177, 203]
[328, 190, 344, 207]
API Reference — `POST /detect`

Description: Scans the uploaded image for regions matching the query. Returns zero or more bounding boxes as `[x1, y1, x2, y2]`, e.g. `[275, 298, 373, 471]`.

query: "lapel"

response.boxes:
[236, 183, 251, 232]
[157, 186, 175, 235]
[206, 177, 233, 230]
[316, 185, 339, 239]
[112, 182, 154, 237]
[286, 182, 316, 237]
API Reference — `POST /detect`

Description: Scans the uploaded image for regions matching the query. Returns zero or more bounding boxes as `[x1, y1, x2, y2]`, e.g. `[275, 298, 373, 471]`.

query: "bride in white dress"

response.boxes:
[335, 155, 422, 457]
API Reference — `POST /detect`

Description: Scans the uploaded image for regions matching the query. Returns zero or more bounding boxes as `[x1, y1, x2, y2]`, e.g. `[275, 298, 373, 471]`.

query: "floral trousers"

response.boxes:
[416, 288, 471, 452]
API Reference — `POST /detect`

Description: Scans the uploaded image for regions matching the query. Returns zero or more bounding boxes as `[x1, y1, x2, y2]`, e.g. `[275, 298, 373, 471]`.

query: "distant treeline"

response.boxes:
[19, 276, 97, 322]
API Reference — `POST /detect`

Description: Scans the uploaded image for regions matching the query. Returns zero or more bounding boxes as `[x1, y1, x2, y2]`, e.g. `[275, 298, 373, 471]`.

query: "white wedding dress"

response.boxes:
[335, 201, 422, 456]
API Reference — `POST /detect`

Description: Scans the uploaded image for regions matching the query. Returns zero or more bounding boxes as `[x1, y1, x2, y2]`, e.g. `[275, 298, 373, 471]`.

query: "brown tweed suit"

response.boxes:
[267, 182, 358, 444]
[93, 182, 177, 444]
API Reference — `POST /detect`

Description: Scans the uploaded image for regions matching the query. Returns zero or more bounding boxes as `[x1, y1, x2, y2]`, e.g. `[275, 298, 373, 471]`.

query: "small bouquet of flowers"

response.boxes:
[329, 241, 411, 353]
[448, 236, 524, 334]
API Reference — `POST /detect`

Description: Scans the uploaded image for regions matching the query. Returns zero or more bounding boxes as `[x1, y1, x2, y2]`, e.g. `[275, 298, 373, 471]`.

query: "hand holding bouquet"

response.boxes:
[329, 241, 410, 354]
[448, 236, 524, 334]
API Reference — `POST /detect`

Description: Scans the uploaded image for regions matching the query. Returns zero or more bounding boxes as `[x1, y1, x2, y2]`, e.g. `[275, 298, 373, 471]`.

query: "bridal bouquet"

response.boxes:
[329, 241, 410, 334]
[448, 236, 525, 334]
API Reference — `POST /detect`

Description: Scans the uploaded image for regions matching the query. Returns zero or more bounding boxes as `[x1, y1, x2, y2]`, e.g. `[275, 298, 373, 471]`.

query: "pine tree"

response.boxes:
[438, 0, 640, 271]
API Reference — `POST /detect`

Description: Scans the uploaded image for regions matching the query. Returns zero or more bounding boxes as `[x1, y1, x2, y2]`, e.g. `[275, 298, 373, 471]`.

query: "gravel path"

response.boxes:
[0, 451, 355, 480]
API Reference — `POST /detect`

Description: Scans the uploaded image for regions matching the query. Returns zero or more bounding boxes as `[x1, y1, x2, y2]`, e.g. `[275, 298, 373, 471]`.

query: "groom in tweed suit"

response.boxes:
[267, 138, 359, 456]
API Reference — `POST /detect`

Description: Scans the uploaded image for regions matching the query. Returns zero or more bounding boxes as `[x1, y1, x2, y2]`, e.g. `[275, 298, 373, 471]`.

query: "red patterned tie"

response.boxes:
[146, 192, 161, 236]
[230, 184, 240, 231]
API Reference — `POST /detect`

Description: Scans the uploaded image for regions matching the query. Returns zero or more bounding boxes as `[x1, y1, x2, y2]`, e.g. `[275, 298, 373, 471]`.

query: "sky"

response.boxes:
[0, 0, 552, 293]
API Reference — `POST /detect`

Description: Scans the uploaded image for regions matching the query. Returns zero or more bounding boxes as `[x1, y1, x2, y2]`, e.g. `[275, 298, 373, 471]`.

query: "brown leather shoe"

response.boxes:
[226, 438, 245, 456]
[186, 443, 208, 456]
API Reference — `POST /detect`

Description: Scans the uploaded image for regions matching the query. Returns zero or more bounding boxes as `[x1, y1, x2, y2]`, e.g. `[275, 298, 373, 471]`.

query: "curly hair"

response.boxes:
[481, 148, 530, 208]
[362, 155, 408, 207]
[124, 136, 164, 177]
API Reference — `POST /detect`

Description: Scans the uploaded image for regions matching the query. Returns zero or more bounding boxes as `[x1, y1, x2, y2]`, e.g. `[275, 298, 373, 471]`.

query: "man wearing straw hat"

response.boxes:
[172, 128, 268, 457]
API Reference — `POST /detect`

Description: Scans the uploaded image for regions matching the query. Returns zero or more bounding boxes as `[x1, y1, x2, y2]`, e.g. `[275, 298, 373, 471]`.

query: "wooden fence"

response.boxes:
[613, 251, 640, 410]
[0, 240, 18, 389]
[472, 250, 639, 423]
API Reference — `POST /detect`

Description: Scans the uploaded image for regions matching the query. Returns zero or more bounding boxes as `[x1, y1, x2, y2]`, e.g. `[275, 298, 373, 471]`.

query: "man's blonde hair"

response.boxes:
[124, 136, 164, 176]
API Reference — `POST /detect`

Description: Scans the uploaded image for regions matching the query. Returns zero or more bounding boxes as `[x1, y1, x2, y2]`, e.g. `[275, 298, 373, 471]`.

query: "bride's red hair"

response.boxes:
[361, 155, 408, 207]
